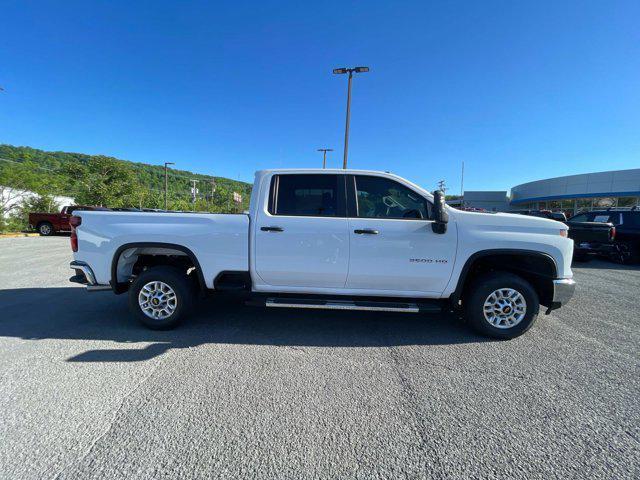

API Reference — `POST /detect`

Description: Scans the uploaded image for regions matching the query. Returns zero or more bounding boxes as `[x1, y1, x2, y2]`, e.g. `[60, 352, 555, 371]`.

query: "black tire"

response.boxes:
[610, 242, 637, 265]
[37, 222, 54, 236]
[128, 266, 194, 329]
[464, 272, 540, 340]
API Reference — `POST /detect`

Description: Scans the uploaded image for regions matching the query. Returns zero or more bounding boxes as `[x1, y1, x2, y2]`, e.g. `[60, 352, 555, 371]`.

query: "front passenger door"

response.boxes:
[345, 175, 457, 295]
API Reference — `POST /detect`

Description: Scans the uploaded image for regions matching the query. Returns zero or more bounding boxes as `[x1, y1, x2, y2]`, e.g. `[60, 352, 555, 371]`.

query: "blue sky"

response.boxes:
[1, 0, 639, 193]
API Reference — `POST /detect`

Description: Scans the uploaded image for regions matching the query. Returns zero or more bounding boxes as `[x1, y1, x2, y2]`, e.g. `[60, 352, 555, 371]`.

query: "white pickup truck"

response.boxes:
[69, 169, 575, 339]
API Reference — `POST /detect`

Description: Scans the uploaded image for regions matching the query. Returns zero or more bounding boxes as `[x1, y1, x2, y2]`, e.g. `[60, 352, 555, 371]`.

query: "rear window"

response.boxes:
[592, 214, 612, 223]
[269, 174, 341, 217]
[569, 214, 589, 222]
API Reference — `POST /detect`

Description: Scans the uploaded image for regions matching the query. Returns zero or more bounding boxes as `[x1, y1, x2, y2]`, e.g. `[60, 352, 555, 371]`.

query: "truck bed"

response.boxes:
[566, 221, 614, 244]
[74, 210, 250, 288]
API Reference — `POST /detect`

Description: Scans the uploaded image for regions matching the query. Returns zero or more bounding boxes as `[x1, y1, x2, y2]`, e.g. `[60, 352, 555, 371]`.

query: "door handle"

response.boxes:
[354, 229, 379, 235]
[261, 226, 284, 232]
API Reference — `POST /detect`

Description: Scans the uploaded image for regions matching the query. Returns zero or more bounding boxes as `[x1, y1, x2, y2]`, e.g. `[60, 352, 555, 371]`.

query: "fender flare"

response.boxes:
[449, 249, 558, 304]
[110, 242, 207, 294]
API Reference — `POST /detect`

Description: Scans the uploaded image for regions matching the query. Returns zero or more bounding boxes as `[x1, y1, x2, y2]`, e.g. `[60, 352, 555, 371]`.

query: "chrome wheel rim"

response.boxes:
[40, 224, 51, 235]
[138, 281, 178, 320]
[483, 288, 527, 329]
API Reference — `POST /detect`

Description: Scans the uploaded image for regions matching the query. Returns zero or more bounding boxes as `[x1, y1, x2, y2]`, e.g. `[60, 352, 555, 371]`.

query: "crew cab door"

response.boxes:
[345, 175, 457, 295]
[254, 173, 350, 288]
[58, 206, 72, 230]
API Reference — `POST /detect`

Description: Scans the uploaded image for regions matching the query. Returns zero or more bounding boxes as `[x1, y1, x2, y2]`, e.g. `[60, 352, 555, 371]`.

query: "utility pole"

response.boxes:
[317, 148, 333, 168]
[437, 179, 447, 195]
[190, 179, 199, 204]
[333, 66, 369, 169]
[164, 162, 175, 210]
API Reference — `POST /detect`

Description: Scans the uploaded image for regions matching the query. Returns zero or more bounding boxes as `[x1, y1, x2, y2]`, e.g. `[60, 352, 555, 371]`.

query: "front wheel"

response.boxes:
[464, 272, 540, 339]
[128, 266, 194, 329]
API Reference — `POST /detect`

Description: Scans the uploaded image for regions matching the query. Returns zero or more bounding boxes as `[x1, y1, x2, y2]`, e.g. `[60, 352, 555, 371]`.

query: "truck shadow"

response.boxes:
[0, 287, 490, 363]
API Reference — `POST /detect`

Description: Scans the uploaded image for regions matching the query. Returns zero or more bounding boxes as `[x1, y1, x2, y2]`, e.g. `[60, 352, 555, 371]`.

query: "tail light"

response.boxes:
[610, 226, 616, 241]
[70, 215, 81, 252]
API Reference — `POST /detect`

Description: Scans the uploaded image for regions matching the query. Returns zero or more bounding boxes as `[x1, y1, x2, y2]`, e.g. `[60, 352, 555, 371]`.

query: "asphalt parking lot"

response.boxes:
[0, 236, 638, 479]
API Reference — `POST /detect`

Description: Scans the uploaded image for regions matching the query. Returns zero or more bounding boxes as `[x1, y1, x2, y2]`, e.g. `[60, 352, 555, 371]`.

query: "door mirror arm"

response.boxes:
[431, 190, 449, 234]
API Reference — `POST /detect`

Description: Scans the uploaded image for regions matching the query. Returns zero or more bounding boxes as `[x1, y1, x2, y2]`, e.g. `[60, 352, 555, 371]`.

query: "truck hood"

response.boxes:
[451, 209, 567, 234]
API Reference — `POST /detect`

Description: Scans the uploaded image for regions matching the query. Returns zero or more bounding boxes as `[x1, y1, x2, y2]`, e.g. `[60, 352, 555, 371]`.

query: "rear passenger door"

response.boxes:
[254, 174, 350, 289]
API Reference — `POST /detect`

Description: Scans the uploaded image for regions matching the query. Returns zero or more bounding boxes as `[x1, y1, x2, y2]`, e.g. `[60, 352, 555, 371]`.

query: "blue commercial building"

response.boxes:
[449, 168, 640, 215]
[510, 168, 640, 217]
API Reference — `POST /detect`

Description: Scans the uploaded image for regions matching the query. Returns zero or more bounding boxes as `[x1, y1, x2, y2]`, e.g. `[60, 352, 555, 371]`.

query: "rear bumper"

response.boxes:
[69, 261, 111, 291]
[575, 242, 616, 254]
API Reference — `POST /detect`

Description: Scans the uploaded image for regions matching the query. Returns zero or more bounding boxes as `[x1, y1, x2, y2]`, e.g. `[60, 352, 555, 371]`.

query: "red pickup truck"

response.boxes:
[29, 206, 107, 236]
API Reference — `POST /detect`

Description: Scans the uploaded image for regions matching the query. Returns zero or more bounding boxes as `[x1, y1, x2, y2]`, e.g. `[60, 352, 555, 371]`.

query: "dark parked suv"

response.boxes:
[567, 208, 640, 264]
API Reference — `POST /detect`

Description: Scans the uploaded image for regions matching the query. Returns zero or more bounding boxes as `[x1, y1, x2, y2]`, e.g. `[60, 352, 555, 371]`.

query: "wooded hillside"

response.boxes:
[0, 144, 253, 231]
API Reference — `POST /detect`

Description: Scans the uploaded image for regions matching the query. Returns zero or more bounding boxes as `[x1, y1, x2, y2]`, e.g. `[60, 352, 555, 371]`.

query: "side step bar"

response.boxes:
[264, 297, 440, 313]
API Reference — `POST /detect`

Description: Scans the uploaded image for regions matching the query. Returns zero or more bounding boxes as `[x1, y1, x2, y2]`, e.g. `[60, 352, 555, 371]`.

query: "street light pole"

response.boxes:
[317, 148, 333, 168]
[342, 71, 353, 169]
[164, 162, 175, 210]
[333, 66, 369, 169]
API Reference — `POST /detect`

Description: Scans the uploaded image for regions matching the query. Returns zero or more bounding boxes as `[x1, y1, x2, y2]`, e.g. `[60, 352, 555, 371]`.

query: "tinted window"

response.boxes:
[354, 176, 432, 219]
[270, 174, 340, 217]
[592, 213, 619, 224]
[569, 213, 589, 223]
[550, 212, 567, 221]
[623, 212, 640, 226]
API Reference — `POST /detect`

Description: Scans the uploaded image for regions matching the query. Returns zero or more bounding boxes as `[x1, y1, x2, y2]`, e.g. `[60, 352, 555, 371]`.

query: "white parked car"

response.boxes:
[69, 169, 575, 339]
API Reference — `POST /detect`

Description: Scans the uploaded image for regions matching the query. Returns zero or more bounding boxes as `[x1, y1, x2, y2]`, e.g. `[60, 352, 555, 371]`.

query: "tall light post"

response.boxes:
[333, 66, 369, 169]
[164, 162, 175, 210]
[317, 148, 333, 168]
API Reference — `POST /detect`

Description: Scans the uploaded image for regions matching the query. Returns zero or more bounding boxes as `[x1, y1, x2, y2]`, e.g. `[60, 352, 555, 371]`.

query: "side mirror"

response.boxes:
[432, 190, 449, 234]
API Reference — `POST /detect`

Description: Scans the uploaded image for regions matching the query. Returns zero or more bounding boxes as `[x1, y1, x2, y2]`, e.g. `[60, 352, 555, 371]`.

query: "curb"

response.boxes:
[0, 233, 40, 238]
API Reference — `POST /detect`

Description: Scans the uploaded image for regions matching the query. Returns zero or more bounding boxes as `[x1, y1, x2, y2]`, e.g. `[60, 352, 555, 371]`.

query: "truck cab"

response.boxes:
[250, 170, 456, 297]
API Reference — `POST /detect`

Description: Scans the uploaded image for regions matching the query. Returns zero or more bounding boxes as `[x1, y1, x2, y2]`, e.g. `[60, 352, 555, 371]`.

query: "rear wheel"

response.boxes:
[610, 242, 637, 265]
[128, 266, 194, 329]
[37, 222, 54, 236]
[464, 272, 540, 339]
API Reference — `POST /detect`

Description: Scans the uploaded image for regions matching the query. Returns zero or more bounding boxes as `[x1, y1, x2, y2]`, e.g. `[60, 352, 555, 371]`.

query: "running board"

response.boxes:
[264, 297, 440, 313]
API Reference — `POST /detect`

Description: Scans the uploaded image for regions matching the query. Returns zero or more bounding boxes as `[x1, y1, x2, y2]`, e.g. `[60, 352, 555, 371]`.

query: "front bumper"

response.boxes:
[552, 278, 576, 304]
[69, 261, 111, 291]
[546, 278, 576, 313]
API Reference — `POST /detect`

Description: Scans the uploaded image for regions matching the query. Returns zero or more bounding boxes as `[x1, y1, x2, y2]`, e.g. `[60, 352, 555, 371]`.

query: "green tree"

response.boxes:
[64, 156, 140, 208]
[7, 194, 60, 232]
[0, 161, 46, 231]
